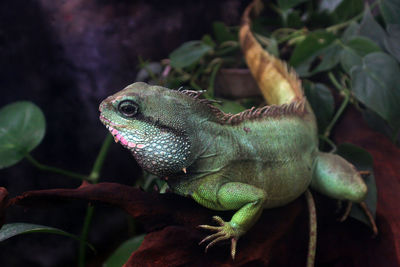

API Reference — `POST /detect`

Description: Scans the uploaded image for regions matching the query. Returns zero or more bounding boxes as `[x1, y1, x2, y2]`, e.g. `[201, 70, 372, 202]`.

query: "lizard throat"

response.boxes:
[100, 115, 192, 176]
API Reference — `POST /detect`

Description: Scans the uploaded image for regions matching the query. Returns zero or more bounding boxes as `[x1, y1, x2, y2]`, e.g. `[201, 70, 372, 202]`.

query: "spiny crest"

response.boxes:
[177, 88, 307, 125]
[218, 99, 306, 125]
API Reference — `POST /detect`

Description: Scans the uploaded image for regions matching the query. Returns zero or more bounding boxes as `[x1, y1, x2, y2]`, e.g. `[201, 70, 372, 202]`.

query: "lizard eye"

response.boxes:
[118, 100, 139, 117]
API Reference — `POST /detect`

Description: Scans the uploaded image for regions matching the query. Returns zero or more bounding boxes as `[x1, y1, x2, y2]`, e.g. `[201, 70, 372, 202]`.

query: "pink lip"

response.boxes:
[100, 115, 144, 150]
[99, 114, 122, 128]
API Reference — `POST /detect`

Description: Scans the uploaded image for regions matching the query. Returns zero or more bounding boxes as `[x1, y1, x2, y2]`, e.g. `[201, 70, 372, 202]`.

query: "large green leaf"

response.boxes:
[289, 31, 337, 69]
[304, 82, 334, 133]
[104, 234, 145, 267]
[290, 31, 340, 77]
[340, 36, 382, 74]
[358, 6, 387, 49]
[384, 24, 400, 62]
[0, 223, 95, 251]
[341, 21, 360, 42]
[0, 101, 45, 169]
[332, 0, 363, 22]
[380, 0, 400, 26]
[350, 52, 400, 131]
[336, 143, 377, 227]
[169, 41, 213, 68]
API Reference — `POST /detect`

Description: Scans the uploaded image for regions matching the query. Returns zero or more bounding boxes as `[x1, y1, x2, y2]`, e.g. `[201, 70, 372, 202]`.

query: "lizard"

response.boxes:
[98, 0, 377, 264]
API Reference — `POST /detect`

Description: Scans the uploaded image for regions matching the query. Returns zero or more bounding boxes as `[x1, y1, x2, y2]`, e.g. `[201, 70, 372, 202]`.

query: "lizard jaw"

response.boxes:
[100, 115, 146, 151]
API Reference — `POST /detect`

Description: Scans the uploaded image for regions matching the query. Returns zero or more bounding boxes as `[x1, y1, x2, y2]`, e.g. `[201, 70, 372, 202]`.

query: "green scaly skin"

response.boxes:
[99, 82, 367, 259]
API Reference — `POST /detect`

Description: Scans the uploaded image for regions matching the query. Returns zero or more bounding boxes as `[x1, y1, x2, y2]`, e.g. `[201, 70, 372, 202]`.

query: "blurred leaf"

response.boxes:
[291, 33, 341, 77]
[318, 0, 343, 12]
[336, 143, 377, 226]
[212, 22, 236, 44]
[340, 37, 382, 73]
[380, 0, 400, 26]
[201, 34, 216, 48]
[362, 108, 395, 140]
[277, 0, 307, 10]
[0, 223, 95, 251]
[169, 41, 213, 68]
[104, 234, 145, 267]
[287, 10, 303, 28]
[217, 99, 246, 114]
[290, 30, 337, 67]
[341, 21, 360, 42]
[358, 6, 387, 48]
[332, 0, 363, 22]
[0, 101, 45, 169]
[384, 24, 400, 62]
[304, 82, 334, 133]
[135, 62, 162, 82]
[350, 52, 400, 131]
[266, 37, 279, 57]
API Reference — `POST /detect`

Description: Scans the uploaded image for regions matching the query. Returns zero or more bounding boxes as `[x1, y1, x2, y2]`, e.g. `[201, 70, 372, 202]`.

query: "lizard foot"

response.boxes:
[198, 216, 241, 259]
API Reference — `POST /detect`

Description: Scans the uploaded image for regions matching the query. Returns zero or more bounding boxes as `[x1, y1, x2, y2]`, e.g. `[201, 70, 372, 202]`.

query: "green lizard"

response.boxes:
[98, 0, 376, 264]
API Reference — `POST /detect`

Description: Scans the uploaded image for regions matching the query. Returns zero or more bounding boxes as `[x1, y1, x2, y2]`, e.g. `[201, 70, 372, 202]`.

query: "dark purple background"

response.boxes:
[0, 0, 248, 266]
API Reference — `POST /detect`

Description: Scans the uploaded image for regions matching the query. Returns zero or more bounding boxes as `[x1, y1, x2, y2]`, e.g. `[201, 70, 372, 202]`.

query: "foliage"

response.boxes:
[0, 102, 45, 168]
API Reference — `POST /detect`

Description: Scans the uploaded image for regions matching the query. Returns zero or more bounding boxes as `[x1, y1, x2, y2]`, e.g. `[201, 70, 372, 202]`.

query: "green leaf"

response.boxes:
[290, 31, 337, 68]
[266, 37, 279, 57]
[0, 101, 45, 169]
[380, 0, 400, 26]
[350, 52, 400, 131]
[201, 34, 216, 48]
[277, 0, 307, 10]
[169, 41, 213, 68]
[212, 22, 236, 44]
[358, 6, 387, 48]
[286, 10, 303, 28]
[336, 143, 377, 227]
[384, 24, 400, 62]
[104, 234, 145, 267]
[332, 0, 363, 22]
[0, 223, 95, 251]
[340, 36, 382, 73]
[303, 82, 334, 133]
[341, 21, 360, 42]
[290, 32, 341, 77]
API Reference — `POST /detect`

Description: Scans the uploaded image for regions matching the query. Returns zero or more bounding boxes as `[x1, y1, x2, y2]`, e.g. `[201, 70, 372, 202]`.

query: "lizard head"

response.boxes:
[99, 82, 203, 177]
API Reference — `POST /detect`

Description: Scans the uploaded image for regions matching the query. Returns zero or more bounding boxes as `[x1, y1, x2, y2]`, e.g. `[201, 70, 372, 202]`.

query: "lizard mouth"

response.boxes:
[99, 114, 146, 150]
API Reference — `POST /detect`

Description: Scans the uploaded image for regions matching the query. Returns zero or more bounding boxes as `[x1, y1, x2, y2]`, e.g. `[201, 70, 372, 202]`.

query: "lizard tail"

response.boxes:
[239, 0, 304, 106]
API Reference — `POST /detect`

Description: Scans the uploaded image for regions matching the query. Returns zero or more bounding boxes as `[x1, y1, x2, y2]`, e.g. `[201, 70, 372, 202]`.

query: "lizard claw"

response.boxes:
[198, 216, 240, 259]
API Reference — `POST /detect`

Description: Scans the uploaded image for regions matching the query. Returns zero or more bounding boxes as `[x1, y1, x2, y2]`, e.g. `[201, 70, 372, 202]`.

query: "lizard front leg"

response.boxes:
[193, 182, 267, 259]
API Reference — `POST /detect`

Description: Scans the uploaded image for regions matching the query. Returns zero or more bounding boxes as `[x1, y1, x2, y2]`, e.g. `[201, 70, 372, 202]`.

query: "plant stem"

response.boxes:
[319, 135, 337, 153]
[324, 73, 350, 137]
[88, 134, 113, 183]
[78, 205, 95, 267]
[78, 134, 113, 267]
[25, 154, 88, 181]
